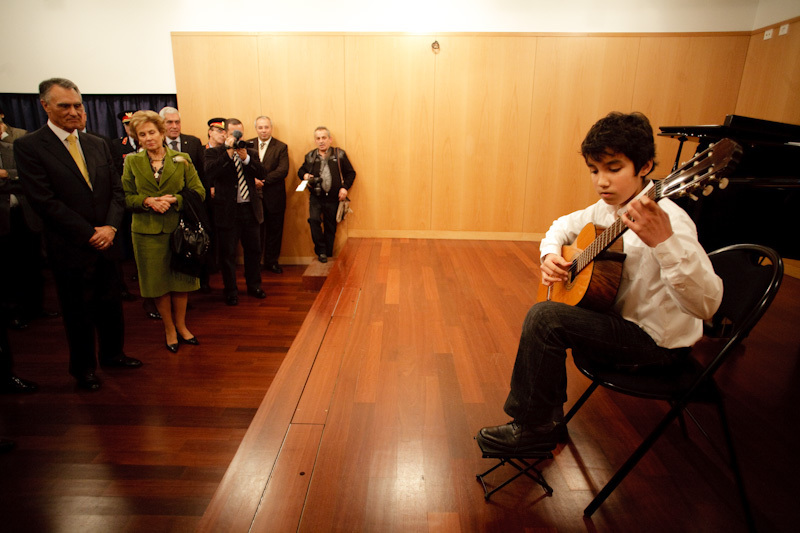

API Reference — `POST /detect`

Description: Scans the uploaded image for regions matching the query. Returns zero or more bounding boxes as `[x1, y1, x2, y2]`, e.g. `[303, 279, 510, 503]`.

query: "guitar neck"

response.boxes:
[572, 181, 662, 274]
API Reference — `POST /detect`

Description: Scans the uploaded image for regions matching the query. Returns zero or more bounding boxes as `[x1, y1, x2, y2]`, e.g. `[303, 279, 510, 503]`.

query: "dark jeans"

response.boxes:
[217, 203, 262, 297]
[504, 301, 685, 424]
[308, 193, 339, 257]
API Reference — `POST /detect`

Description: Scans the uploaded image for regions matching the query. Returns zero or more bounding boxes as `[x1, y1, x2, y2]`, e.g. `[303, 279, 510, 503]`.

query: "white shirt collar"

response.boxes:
[48, 120, 79, 143]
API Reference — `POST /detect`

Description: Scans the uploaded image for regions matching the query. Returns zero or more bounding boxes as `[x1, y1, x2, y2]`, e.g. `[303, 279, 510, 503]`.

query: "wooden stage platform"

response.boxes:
[198, 238, 800, 532]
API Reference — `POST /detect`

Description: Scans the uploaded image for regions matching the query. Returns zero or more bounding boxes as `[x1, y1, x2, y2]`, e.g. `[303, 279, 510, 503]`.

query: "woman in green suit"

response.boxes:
[122, 110, 206, 353]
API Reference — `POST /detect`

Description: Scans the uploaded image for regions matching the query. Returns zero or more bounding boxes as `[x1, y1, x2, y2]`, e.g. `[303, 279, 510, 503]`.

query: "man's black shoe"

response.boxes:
[318, 254, 327, 263]
[0, 375, 39, 394]
[121, 290, 137, 302]
[476, 420, 559, 454]
[265, 263, 283, 274]
[9, 318, 28, 331]
[100, 355, 143, 369]
[38, 310, 61, 319]
[226, 295, 239, 306]
[75, 372, 102, 391]
[247, 287, 266, 299]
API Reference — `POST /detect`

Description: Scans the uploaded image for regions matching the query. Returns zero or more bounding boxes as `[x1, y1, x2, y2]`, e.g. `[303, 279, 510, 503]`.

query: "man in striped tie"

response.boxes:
[204, 118, 267, 306]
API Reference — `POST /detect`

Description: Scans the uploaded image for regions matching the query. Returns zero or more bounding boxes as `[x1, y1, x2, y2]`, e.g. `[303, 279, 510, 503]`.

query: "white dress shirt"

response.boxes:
[539, 197, 723, 349]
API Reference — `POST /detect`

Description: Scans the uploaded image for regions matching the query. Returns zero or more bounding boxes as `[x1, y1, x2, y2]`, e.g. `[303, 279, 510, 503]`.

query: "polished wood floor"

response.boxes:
[2, 238, 799, 532]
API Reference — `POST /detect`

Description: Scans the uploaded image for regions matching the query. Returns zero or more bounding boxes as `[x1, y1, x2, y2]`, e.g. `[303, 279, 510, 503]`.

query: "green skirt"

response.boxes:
[132, 231, 200, 298]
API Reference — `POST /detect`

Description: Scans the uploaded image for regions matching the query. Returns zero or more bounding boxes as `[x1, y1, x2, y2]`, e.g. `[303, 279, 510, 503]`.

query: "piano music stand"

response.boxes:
[475, 438, 554, 500]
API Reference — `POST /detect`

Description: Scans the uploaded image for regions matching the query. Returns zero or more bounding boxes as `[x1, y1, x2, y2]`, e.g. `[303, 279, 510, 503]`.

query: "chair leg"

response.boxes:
[565, 382, 599, 424]
[715, 400, 757, 533]
[584, 405, 685, 516]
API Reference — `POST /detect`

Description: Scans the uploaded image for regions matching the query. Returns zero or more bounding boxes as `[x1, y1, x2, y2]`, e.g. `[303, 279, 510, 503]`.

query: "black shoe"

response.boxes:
[226, 295, 239, 306]
[318, 254, 327, 263]
[0, 438, 16, 453]
[476, 420, 559, 454]
[247, 287, 266, 299]
[265, 263, 283, 274]
[0, 375, 39, 394]
[146, 311, 162, 320]
[101, 355, 143, 369]
[9, 318, 29, 331]
[121, 290, 138, 302]
[75, 372, 102, 391]
[38, 310, 61, 319]
[165, 340, 179, 353]
[177, 333, 199, 345]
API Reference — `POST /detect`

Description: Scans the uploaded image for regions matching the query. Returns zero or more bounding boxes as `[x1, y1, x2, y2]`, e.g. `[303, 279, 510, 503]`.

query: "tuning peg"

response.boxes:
[702, 185, 714, 196]
[689, 193, 699, 201]
[718, 178, 729, 189]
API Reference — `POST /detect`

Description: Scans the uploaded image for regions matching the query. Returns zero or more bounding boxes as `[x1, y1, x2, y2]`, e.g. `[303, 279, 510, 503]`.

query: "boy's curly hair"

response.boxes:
[581, 112, 656, 175]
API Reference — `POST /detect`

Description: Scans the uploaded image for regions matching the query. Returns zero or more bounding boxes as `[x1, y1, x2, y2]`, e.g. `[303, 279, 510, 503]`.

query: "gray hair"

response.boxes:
[314, 126, 331, 137]
[159, 106, 180, 118]
[39, 78, 81, 103]
[254, 115, 272, 128]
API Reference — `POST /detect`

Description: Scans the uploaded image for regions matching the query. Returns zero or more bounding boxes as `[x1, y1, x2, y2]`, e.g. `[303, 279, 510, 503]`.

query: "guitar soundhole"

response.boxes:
[564, 265, 576, 290]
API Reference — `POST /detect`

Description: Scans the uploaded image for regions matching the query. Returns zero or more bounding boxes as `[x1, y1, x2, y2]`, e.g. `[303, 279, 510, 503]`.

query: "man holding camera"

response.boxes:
[204, 118, 266, 306]
[298, 127, 355, 263]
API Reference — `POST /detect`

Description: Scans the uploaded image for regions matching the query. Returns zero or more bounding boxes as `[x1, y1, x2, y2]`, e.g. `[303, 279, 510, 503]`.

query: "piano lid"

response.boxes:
[659, 114, 800, 145]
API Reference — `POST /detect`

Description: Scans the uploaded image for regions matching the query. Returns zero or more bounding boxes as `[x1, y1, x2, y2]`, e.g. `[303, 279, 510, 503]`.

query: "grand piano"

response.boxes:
[659, 114, 800, 260]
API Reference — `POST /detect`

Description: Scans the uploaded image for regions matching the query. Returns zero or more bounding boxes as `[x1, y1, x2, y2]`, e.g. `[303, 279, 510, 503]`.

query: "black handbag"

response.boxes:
[170, 190, 210, 277]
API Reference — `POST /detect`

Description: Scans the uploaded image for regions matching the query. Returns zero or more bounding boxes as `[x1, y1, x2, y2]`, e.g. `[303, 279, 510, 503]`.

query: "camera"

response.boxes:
[232, 138, 253, 149]
[230, 129, 253, 149]
[308, 175, 323, 196]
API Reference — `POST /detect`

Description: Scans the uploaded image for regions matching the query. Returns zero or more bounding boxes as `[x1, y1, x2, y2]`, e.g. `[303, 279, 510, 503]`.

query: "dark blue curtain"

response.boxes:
[0, 93, 177, 140]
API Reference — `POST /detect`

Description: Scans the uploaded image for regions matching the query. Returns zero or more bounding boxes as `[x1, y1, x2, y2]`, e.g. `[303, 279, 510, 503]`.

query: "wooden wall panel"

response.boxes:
[344, 35, 435, 232]
[171, 30, 797, 251]
[171, 34, 262, 141]
[736, 19, 800, 125]
[256, 35, 346, 260]
[524, 37, 640, 234]
[431, 36, 537, 233]
[632, 35, 750, 179]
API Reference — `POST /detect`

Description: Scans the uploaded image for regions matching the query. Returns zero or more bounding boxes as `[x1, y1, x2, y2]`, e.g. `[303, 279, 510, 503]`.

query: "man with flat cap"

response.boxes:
[14, 78, 142, 391]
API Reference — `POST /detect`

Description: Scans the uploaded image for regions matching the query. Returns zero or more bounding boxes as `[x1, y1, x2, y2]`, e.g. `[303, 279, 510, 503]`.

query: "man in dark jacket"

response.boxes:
[14, 78, 142, 391]
[298, 127, 355, 263]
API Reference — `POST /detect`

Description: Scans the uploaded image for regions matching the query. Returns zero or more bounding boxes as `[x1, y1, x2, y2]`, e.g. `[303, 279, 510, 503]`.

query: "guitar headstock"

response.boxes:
[658, 138, 743, 201]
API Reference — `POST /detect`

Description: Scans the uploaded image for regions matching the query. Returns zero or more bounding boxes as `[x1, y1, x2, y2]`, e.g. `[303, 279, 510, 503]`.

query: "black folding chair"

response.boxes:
[564, 244, 783, 530]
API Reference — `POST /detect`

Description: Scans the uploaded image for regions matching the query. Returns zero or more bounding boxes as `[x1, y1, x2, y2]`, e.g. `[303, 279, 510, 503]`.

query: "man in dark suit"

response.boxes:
[250, 116, 289, 274]
[205, 118, 266, 306]
[0, 140, 55, 331]
[0, 106, 27, 144]
[14, 78, 142, 391]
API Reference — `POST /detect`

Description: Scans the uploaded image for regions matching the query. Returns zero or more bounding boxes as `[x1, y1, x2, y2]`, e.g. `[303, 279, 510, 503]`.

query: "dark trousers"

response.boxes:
[217, 203, 262, 297]
[308, 193, 339, 257]
[0, 208, 44, 320]
[504, 301, 685, 424]
[261, 207, 285, 266]
[51, 256, 125, 377]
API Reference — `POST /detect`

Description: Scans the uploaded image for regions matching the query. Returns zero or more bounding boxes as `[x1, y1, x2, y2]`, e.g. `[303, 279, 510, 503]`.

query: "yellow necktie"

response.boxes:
[67, 134, 92, 189]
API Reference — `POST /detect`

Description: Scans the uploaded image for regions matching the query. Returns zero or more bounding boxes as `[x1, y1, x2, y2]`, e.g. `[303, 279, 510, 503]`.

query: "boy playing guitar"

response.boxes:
[477, 112, 725, 453]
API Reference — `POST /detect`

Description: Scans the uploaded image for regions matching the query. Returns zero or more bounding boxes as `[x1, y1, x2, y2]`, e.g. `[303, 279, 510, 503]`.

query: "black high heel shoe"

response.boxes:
[177, 332, 200, 345]
[165, 335, 179, 353]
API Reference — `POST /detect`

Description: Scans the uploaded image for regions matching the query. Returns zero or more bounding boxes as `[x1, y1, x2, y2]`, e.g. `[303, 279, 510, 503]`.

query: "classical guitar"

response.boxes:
[537, 138, 743, 311]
